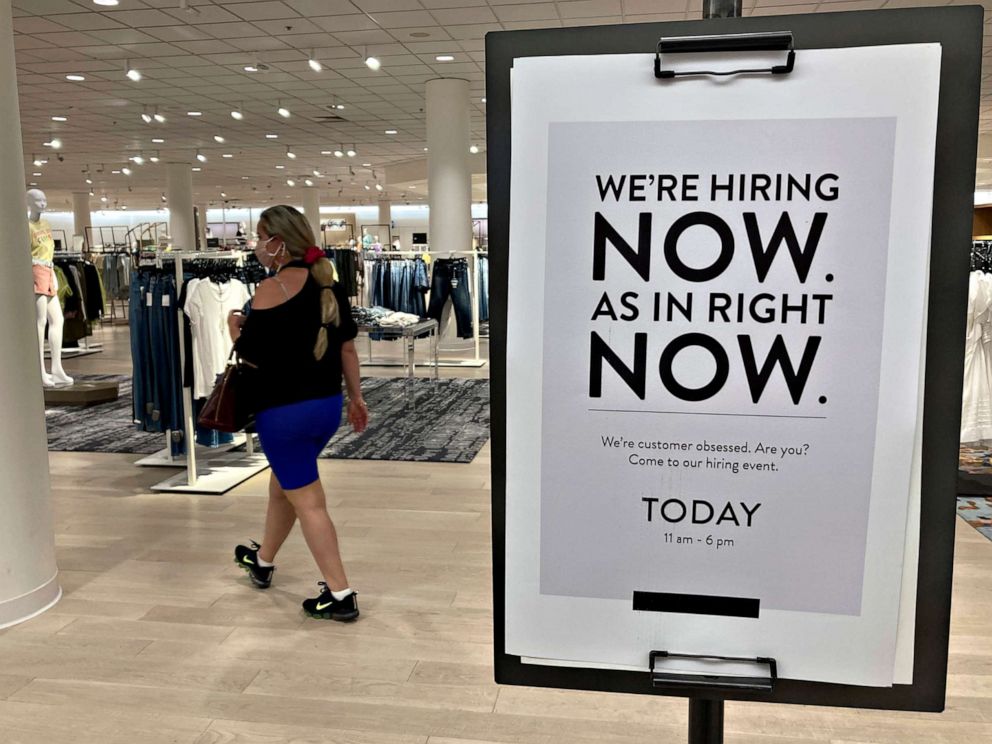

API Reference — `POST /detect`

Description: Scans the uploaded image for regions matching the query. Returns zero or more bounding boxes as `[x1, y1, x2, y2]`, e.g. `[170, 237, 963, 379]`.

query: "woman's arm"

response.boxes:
[341, 340, 368, 432]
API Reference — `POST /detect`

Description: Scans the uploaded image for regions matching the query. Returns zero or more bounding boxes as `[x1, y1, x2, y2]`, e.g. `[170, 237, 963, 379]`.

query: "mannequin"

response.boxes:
[27, 189, 73, 387]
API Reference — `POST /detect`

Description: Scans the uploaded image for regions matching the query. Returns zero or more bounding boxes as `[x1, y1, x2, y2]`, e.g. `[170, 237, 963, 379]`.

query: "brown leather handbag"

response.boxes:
[197, 350, 256, 433]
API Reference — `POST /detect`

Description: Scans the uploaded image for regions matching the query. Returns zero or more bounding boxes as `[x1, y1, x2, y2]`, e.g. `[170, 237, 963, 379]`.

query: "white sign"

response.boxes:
[505, 45, 940, 686]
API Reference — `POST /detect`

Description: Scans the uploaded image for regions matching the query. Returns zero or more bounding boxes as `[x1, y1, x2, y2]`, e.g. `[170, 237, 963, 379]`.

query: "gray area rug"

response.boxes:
[46, 375, 490, 464]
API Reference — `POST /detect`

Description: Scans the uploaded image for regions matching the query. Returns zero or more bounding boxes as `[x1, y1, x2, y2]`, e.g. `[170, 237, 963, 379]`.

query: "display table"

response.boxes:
[356, 319, 440, 382]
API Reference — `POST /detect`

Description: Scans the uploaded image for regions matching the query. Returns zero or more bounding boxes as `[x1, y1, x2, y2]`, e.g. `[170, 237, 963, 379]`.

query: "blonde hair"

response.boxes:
[258, 205, 339, 360]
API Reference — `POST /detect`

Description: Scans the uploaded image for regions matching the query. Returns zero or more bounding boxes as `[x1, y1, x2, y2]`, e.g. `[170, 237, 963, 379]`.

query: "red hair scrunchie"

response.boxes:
[303, 246, 324, 265]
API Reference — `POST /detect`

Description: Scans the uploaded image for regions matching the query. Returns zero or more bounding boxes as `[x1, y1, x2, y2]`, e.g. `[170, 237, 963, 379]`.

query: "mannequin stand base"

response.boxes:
[43, 381, 119, 407]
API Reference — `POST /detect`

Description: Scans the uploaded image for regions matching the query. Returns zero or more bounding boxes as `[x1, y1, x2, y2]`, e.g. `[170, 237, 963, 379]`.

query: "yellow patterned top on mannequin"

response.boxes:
[29, 218, 55, 263]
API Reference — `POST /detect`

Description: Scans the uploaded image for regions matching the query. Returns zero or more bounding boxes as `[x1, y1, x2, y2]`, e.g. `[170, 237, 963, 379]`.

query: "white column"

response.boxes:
[72, 191, 91, 245]
[378, 199, 391, 229]
[0, 0, 61, 629]
[195, 203, 208, 250]
[303, 188, 321, 240]
[166, 163, 195, 251]
[426, 78, 472, 253]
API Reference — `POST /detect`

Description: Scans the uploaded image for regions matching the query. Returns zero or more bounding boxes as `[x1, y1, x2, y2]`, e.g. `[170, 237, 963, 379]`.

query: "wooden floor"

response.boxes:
[1, 324, 991, 743]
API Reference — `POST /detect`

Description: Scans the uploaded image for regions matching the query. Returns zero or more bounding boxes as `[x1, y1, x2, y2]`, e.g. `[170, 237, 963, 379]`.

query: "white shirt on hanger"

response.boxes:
[184, 278, 251, 399]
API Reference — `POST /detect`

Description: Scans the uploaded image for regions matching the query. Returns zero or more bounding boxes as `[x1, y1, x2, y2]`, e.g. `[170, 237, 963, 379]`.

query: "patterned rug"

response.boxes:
[958, 443, 992, 497]
[957, 496, 992, 543]
[45, 375, 490, 464]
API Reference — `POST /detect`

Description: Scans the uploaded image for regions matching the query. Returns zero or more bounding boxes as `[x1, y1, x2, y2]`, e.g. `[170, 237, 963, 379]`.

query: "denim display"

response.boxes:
[478, 256, 489, 323]
[427, 258, 474, 339]
[369, 258, 428, 316]
[130, 271, 183, 441]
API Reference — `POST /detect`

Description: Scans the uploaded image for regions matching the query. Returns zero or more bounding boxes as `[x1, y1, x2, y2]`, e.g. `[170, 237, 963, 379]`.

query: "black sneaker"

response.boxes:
[302, 582, 360, 621]
[234, 540, 274, 589]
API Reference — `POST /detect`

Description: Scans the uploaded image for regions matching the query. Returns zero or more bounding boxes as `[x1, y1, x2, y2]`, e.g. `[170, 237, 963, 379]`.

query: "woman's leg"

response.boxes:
[258, 472, 296, 563]
[283, 478, 349, 591]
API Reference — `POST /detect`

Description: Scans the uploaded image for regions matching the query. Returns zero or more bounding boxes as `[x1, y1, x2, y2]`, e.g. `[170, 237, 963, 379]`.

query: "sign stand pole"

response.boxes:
[688, 699, 724, 744]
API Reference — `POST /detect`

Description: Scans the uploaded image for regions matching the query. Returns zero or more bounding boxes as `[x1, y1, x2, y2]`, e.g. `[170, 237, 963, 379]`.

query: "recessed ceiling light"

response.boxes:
[152, 138, 165, 144]
[32, 172, 42, 177]
[336, 104, 345, 110]
[121, 205, 128, 210]
[66, 74, 86, 81]
[244, 64, 258, 73]
[150, 155, 160, 163]
[111, 170, 121, 174]
[435, 55, 455, 62]
[362, 163, 372, 167]
[481, 97, 487, 103]
[275, 165, 285, 169]
[51, 116, 67, 122]
[241, 176, 249, 180]
[192, 167, 202, 172]
[469, 145, 479, 154]
[214, 135, 225, 143]
[266, 134, 279, 139]
[29, 182, 37, 186]
[385, 129, 397, 135]
[187, 111, 202, 117]
[423, 147, 428, 152]
[222, 153, 233, 158]
[321, 150, 332, 155]
[100, 195, 108, 202]
[94, 1, 120, 6]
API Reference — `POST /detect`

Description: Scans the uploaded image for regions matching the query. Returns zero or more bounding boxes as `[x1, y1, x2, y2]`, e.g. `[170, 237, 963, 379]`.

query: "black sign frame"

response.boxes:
[486, 6, 982, 712]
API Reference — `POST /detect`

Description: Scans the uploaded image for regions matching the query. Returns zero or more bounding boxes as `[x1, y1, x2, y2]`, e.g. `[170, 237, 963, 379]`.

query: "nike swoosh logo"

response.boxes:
[316, 601, 334, 611]
[243, 557, 254, 565]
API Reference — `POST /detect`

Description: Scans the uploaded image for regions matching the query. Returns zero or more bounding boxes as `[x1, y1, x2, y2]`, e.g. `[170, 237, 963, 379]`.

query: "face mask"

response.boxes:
[254, 236, 283, 268]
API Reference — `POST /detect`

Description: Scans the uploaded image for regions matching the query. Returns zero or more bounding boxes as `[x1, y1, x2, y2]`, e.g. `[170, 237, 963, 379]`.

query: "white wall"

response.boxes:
[39, 203, 489, 250]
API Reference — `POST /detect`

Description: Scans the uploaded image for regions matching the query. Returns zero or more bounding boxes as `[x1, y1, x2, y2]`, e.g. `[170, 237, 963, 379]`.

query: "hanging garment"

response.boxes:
[961, 271, 992, 442]
[184, 278, 251, 399]
[427, 258, 473, 339]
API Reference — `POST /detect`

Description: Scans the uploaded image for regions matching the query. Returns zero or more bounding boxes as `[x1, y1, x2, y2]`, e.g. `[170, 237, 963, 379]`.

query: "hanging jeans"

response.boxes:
[478, 256, 489, 322]
[129, 274, 153, 429]
[427, 258, 473, 339]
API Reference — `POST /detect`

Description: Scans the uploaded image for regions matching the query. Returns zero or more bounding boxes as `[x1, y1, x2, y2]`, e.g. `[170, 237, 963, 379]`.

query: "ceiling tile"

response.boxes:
[447, 23, 503, 40]
[199, 22, 262, 40]
[87, 29, 165, 46]
[118, 42, 190, 58]
[557, 0, 624, 18]
[352, 0, 425, 10]
[312, 14, 382, 33]
[44, 13, 128, 31]
[429, 7, 500, 24]
[284, 0, 356, 13]
[368, 10, 439, 27]
[173, 40, 244, 55]
[32, 31, 107, 47]
[418, 0, 488, 6]
[164, 5, 242, 24]
[13, 16, 72, 34]
[623, 0, 689, 13]
[492, 3, 560, 22]
[12, 0, 88, 13]
[329, 29, 397, 45]
[104, 9, 188, 27]
[228, 36, 292, 51]
[224, 1, 302, 21]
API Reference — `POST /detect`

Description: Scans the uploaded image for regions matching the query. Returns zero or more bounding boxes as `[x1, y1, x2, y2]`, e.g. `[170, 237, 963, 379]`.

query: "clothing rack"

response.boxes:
[135, 250, 269, 494]
[50, 251, 104, 357]
[365, 248, 486, 368]
[86, 244, 133, 324]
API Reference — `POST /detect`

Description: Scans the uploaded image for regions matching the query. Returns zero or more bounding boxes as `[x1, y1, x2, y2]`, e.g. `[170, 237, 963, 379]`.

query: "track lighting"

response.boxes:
[364, 47, 381, 71]
[231, 106, 244, 120]
[141, 111, 153, 124]
[286, 146, 296, 159]
[150, 153, 160, 163]
[214, 135, 225, 143]
[287, 179, 296, 187]
[131, 155, 144, 165]
[305, 179, 314, 187]
[347, 146, 357, 157]
[469, 145, 479, 154]
[308, 51, 322, 72]
[85, 178, 93, 185]
[196, 150, 207, 162]
[278, 103, 291, 118]
[153, 110, 166, 123]
[125, 61, 141, 82]
[44, 138, 62, 149]
[375, 183, 383, 191]
[334, 148, 344, 158]
[121, 167, 132, 176]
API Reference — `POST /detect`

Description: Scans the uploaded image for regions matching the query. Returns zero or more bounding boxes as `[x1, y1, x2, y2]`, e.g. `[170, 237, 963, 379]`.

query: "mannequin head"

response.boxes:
[26, 189, 47, 220]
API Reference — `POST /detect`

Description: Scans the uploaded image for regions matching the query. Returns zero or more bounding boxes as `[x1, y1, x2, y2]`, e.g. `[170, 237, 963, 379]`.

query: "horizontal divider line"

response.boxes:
[589, 408, 826, 420]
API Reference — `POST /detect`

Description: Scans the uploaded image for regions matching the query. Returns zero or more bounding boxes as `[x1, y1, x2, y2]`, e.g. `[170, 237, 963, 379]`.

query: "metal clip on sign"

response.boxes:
[654, 31, 796, 79]
[649, 651, 778, 693]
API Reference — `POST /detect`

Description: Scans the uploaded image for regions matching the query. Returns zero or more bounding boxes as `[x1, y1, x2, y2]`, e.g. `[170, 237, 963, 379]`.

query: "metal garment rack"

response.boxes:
[49, 249, 104, 357]
[134, 251, 269, 494]
[365, 249, 487, 368]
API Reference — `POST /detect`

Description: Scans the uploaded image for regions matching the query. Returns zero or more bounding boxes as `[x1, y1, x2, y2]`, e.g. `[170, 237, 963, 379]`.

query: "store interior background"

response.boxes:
[2, 1, 992, 743]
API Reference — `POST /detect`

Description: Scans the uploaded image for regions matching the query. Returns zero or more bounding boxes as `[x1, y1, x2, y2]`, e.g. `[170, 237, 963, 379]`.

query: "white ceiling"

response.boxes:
[10, 0, 992, 211]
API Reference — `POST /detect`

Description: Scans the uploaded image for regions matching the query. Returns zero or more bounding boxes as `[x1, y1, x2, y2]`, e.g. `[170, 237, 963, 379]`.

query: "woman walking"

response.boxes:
[228, 205, 368, 621]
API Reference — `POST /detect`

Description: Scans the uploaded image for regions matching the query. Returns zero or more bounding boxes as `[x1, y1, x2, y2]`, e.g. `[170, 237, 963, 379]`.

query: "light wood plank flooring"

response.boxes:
[2, 324, 990, 743]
